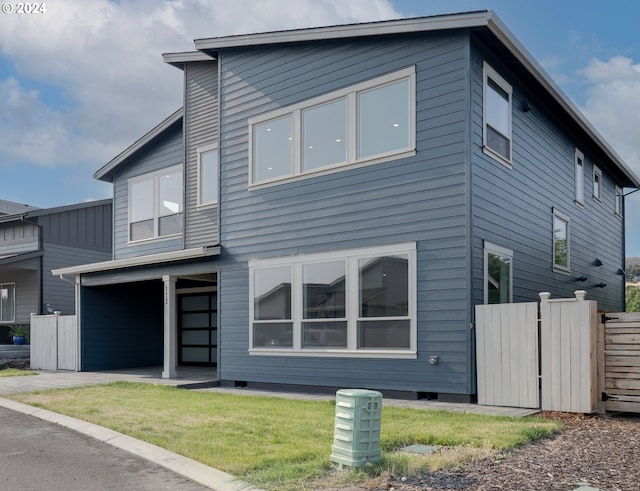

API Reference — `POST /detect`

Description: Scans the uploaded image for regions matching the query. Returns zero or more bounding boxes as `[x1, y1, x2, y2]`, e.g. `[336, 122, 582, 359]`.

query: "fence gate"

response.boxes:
[30, 312, 77, 371]
[475, 302, 539, 408]
[600, 312, 640, 413]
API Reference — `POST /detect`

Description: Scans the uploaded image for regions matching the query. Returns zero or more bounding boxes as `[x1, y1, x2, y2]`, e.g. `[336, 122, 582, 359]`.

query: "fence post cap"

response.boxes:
[574, 290, 587, 301]
[539, 292, 551, 302]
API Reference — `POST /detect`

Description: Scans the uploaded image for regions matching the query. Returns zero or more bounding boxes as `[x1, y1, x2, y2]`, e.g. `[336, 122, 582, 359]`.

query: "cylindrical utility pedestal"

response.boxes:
[330, 388, 382, 469]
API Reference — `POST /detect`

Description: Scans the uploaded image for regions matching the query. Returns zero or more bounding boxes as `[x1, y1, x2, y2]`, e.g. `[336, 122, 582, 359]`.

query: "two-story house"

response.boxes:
[0, 199, 112, 343]
[53, 11, 639, 401]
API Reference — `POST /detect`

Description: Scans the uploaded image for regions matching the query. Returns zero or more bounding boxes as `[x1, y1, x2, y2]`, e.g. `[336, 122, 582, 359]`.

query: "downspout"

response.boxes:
[21, 215, 44, 315]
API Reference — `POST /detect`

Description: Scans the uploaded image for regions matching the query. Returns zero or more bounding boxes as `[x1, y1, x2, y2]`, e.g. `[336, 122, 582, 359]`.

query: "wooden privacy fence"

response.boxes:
[476, 290, 598, 413]
[30, 312, 77, 371]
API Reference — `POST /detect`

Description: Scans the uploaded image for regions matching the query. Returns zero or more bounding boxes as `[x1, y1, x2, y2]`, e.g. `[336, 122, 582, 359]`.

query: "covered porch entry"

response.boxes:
[52, 246, 219, 379]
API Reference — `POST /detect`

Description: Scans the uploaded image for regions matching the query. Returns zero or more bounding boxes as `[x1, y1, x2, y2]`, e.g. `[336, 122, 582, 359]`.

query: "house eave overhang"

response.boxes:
[51, 245, 220, 277]
[0, 250, 43, 267]
[162, 50, 217, 69]
[194, 9, 640, 189]
[93, 108, 184, 182]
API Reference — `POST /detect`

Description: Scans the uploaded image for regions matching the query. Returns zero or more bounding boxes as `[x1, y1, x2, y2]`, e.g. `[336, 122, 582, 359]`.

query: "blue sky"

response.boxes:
[1, 0, 639, 252]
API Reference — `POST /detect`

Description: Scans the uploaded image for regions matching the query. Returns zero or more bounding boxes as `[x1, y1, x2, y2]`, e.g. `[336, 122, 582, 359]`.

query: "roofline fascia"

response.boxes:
[51, 245, 220, 276]
[25, 198, 113, 218]
[162, 50, 217, 69]
[93, 107, 184, 182]
[0, 250, 43, 267]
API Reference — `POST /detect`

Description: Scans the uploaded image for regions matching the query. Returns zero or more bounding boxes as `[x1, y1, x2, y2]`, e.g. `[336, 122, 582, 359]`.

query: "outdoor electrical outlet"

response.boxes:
[428, 355, 439, 366]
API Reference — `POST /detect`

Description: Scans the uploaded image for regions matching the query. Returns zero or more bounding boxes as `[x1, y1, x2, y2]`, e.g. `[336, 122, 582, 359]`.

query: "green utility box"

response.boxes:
[330, 389, 382, 469]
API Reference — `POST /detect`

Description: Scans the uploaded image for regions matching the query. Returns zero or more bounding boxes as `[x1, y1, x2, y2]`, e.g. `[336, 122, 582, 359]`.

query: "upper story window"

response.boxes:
[484, 242, 513, 304]
[483, 62, 512, 165]
[593, 165, 602, 202]
[198, 144, 219, 206]
[575, 149, 584, 205]
[129, 165, 183, 242]
[553, 208, 570, 272]
[615, 186, 623, 217]
[249, 242, 416, 358]
[0, 283, 15, 323]
[249, 67, 416, 186]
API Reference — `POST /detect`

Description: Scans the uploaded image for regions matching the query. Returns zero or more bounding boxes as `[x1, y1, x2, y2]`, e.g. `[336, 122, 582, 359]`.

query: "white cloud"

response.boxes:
[0, 0, 399, 170]
[579, 56, 640, 175]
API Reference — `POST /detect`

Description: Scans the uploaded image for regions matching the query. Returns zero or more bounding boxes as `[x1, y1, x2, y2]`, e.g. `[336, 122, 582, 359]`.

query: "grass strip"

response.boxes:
[8, 382, 561, 490]
[0, 368, 38, 378]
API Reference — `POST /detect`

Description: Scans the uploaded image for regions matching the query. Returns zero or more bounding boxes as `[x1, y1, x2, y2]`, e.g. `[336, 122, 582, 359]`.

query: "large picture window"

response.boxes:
[553, 209, 570, 272]
[249, 67, 415, 186]
[129, 166, 183, 242]
[0, 283, 15, 323]
[483, 62, 512, 165]
[249, 243, 416, 357]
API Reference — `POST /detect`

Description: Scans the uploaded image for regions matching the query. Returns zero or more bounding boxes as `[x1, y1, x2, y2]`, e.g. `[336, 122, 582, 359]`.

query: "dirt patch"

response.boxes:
[317, 412, 640, 491]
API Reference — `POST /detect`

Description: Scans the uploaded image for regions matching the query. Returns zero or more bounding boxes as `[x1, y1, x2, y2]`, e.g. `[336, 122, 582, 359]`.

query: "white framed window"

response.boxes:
[484, 242, 513, 304]
[249, 67, 416, 186]
[615, 186, 623, 217]
[249, 242, 417, 358]
[593, 165, 602, 202]
[128, 165, 183, 242]
[553, 209, 570, 272]
[197, 143, 219, 206]
[575, 149, 584, 205]
[483, 62, 512, 165]
[0, 283, 15, 323]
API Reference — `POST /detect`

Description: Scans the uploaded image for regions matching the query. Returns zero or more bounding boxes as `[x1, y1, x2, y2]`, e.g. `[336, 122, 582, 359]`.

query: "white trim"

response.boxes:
[483, 61, 513, 167]
[249, 242, 417, 358]
[249, 66, 416, 187]
[593, 165, 602, 202]
[51, 246, 220, 276]
[575, 148, 584, 205]
[615, 185, 623, 218]
[552, 208, 570, 273]
[196, 142, 219, 208]
[483, 241, 513, 304]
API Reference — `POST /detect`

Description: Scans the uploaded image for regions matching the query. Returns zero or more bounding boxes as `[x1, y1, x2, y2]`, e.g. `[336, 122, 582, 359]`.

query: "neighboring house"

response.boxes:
[0, 200, 112, 344]
[53, 11, 640, 401]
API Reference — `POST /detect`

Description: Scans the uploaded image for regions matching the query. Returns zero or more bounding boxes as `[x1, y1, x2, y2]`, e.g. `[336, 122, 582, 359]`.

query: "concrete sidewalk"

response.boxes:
[0, 368, 540, 491]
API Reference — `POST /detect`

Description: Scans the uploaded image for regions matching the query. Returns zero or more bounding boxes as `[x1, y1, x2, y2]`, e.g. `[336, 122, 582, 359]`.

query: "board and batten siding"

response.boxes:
[217, 32, 474, 395]
[469, 43, 625, 312]
[0, 221, 39, 255]
[112, 122, 184, 260]
[38, 202, 112, 253]
[185, 61, 219, 248]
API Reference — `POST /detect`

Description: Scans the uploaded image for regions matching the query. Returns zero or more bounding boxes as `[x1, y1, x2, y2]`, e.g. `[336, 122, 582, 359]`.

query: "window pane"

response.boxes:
[303, 321, 347, 348]
[159, 172, 182, 217]
[200, 150, 218, 205]
[486, 126, 510, 160]
[358, 79, 409, 159]
[575, 157, 584, 203]
[181, 347, 209, 363]
[487, 253, 511, 304]
[254, 266, 292, 320]
[358, 319, 410, 349]
[181, 330, 210, 345]
[253, 115, 293, 182]
[303, 261, 345, 319]
[253, 322, 293, 347]
[1, 284, 15, 322]
[554, 216, 568, 268]
[181, 295, 210, 311]
[130, 219, 154, 241]
[159, 213, 182, 236]
[130, 179, 153, 222]
[486, 78, 509, 136]
[359, 255, 408, 317]
[303, 99, 346, 171]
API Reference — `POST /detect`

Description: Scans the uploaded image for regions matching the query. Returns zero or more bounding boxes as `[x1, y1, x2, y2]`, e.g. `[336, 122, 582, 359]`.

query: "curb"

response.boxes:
[0, 397, 261, 491]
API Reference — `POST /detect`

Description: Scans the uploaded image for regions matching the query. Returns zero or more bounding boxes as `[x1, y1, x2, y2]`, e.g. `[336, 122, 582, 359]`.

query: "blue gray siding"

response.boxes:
[469, 42, 626, 312]
[0, 263, 37, 325]
[0, 221, 38, 255]
[112, 123, 184, 259]
[185, 61, 219, 248]
[217, 32, 473, 394]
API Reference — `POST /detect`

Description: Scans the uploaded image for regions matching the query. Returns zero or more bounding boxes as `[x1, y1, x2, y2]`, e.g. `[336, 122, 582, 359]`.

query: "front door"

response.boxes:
[178, 292, 217, 366]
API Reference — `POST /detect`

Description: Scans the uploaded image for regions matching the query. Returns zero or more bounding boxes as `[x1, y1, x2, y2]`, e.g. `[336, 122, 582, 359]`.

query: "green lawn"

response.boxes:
[0, 368, 37, 378]
[8, 382, 561, 490]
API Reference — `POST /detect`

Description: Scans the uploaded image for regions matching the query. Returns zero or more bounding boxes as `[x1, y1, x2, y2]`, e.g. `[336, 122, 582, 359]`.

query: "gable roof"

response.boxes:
[193, 10, 639, 188]
[94, 108, 183, 182]
[0, 199, 40, 216]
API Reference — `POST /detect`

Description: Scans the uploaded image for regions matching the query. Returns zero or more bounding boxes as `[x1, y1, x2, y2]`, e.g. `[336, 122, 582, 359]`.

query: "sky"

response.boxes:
[0, 0, 639, 252]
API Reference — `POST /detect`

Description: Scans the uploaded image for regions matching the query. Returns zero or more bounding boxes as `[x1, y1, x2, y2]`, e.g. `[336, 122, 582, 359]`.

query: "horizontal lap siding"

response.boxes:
[218, 33, 473, 394]
[470, 43, 625, 311]
[112, 123, 184, 259]
[185, 61, 219, 247]
[0, 266, 37, 324]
